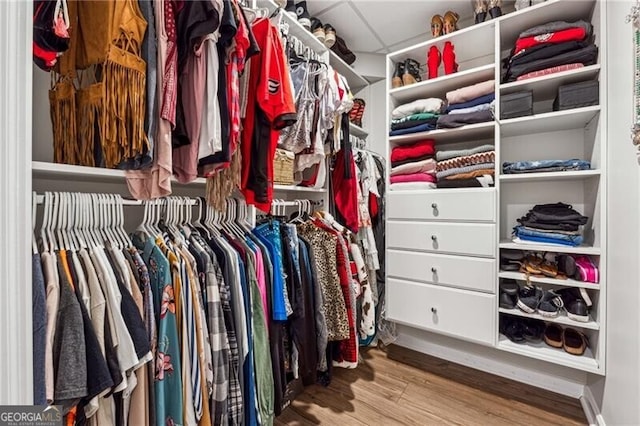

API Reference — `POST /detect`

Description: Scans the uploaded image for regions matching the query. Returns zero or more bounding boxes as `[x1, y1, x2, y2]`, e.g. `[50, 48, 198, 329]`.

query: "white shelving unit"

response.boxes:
[385, 0, 606, 374]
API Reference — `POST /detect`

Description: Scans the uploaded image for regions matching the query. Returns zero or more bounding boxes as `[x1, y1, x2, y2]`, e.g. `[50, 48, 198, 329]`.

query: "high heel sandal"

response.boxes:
[471, 0, 488, 23]
[443, 11, 459, 34]
[402, 59, 422, 86]
[350, 98, 366, 127]
[442, 41, 458, 75]
[392, 61, 405, 88]
[488, 0, 503, 19]
[427, 46, 441, 79]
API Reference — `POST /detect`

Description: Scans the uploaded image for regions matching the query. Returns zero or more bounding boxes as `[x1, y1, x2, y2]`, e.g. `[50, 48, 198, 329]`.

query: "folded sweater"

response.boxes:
[390, 117, 439, 131]
[437, 151, 495, 172]
[448, 102, 492, 115]
[514, 27, 588, 55]
[436, 144, 495, 161]
[446, 80, 495, 105]
[442, 168, 495, 180]
[437, 109, 494, 129]
[392, 98, 444, 120]
[389, 123, 436, 136]
[390, 172, 437, 184]
[391, 158, 436, 176]
[446, 93, 495, 113]
[437, 175, 494, 188]
[391, 153, 434, 168]
[437, 163, 495, 180]
[519, 20, 592, 39]
[390, 182, 437, 190]
[391, 112, 440, 125]
[390, 140, 435, 163]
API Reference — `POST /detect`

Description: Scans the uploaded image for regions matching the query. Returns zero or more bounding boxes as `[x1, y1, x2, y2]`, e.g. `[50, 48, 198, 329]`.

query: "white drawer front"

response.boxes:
[387, 250, 496, 293]
[387, 278, 495, 345]
[387, 221, 496, 257]
[387, 190, 496, 222]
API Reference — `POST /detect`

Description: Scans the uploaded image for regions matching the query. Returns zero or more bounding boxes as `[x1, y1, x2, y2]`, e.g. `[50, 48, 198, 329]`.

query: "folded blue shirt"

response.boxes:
[389, 123, 436, 136]
[503, 159, 591, 174]
[446, 93, 495, 113]
[514, 225, 584, 246]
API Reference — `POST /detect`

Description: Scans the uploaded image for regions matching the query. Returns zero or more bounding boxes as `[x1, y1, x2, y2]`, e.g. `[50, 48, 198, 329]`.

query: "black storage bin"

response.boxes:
[500, 91, 533, 119]
[553, 80, 599, 111]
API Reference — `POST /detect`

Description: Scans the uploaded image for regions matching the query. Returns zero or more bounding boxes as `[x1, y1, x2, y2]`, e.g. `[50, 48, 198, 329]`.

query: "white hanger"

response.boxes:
[32, 192, 38, 254]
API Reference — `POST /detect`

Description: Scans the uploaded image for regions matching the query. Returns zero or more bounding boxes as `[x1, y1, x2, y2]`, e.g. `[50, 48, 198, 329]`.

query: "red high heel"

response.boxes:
[443, 41, 459, 75]
[427, 46, 441, 79]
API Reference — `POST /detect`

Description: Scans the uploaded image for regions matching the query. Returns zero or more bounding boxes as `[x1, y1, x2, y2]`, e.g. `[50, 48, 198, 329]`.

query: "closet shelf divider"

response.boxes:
[500, 64, 601, 99]
[498, 307, 599, 331]
[499, 106, 601, 137]
[498, 271, 600, 290]
[499, 170, 601, 183]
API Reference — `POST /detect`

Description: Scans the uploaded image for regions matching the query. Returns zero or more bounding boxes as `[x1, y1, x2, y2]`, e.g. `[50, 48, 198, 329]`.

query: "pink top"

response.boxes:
[252, 245, 269, 331]
[390, 172, 437, 184]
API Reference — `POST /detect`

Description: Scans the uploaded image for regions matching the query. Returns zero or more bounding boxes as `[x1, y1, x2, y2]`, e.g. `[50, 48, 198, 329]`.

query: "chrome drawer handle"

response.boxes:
[431, 307, 437, 313]
[431, 267, 437, 273]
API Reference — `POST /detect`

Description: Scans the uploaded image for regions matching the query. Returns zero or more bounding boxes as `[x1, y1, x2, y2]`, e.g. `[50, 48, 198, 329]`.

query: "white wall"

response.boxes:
[586, 1, 640, 424]
[366, 80, 388, 157]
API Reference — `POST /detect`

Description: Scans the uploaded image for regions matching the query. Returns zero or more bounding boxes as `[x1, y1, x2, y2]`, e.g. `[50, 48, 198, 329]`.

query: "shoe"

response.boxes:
[311, 18, 325, 42]
[516, 285, 542, 314]
[323, 23, 336, 48]
[500, 249, 524, 271]
[392, 61, 405, 88]
[522, 319, 545, 342]
[574, 256, 599, 283]
[431, 14, 444, 38]
[538, 290, 564, 318]
[557, 254, 577, 278]
[442, 41, 458, 75]
[443, 11, 459, 34]
[285, 0, 297, 19]
[402, 59, 422, 86]
[544, 324, 563, 348]
[500, 315, 526, 343]
[472, 0, 488, 23]
[295, 1, 311, 29]
[427, 46, 441, 79]
[514, 0, 530, 10]
[499, 279, 519, 309]
[563, 328, 588, 356]
[350, 98, 366, 127]
[558, 288, 592, 322]
[331, 35, 356, 65]
[488, 0, 503, 19]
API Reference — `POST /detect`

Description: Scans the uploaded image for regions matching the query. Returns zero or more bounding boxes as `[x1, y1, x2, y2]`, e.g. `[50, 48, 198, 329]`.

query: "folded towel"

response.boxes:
[389, 123, 436, 136]
[392, 98, 444, 120]
[516, 63, 584, 81]
[446, 93, 495, 113]
[390, 182, 437, 190]
[390, 117, 439, 131]
[391, 158, 437, 176]
[390, 173, 437, 184]
[437, 109, 494, 128]
[391, 153, 434, 168]
[515, 27, 588, 55]
[441, 168, 495, 180]
[446, 79, 495, 105]
[437, 163, 495, 180]
[391, 140, 435, 163]
[436, 144, 495, 161]
[437, 175, 494, 188]
[448, 102, 492, 115]
[391, 112, 440, 125]
[437, 151, 495, 172]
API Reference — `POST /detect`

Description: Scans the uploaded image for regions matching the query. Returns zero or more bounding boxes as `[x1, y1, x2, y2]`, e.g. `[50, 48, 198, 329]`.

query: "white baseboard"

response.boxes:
[580, 386, 606, 426]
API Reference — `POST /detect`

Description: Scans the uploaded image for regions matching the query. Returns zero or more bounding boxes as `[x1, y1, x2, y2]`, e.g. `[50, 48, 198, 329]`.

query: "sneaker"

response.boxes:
[499, 279, 519, 309]
[558, 287, 592, 322]
[311, 18, 325, 42]
[295, 1, 311, 29]
[516, 285, 542, 314]
[537, 290, 564, 318]
[500, 315, 525, 343]
[522, 319, 545, 342]
[323, 23, 337, 48]
[285, 0, 297, 19]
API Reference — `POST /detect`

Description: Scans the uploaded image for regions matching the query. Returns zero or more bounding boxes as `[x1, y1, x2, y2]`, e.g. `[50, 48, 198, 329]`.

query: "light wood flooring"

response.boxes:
[275, 345, 587, 425]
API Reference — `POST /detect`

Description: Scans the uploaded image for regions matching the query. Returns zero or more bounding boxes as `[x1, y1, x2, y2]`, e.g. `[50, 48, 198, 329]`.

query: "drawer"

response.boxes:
[387, 278, 495, 345]
[387, 190, 495, 222]
[387, 250, 496, 293]
[387, 221, 496, 257]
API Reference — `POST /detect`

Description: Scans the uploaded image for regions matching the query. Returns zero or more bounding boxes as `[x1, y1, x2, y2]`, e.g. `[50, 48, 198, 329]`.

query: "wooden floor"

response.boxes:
[275, 345, 587, 426]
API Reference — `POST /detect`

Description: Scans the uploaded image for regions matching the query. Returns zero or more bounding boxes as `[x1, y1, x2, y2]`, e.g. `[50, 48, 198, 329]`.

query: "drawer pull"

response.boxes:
[431, 267, 437, 273]
[431, 307, 437, 313]
[431, 235, 438, 241]
[431, 203, 438, 209]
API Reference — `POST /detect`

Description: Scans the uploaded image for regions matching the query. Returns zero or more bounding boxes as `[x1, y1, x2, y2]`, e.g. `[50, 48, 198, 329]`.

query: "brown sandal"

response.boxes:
[544, 324, 563, 348]
[563, 328, 588, 356]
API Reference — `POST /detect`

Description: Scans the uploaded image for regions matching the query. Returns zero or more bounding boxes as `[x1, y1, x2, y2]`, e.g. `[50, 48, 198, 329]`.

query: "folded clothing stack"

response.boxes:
[513, 202, 589, 247]
[503, 159, 591, 174]
[437, 80, 495, 129]
[390, 139, 436, 190]
[390, 99, 444, 136]
[435, 144, 495, 188]
[503, 20, 598, 83]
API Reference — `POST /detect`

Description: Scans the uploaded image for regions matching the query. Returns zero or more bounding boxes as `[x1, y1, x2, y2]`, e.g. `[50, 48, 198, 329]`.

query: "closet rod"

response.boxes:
[35, 194, 199, 206]
[271, 200, 323, 208]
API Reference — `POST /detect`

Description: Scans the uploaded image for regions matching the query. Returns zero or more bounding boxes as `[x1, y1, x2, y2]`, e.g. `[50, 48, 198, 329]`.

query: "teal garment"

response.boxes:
[143, 239, 184, 426]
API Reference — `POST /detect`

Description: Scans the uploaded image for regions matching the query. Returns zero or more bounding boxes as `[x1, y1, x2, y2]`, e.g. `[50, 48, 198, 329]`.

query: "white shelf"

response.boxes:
[499, 307, 599, 331]
[273, 185, 327, 193]
[329, 50, 368, 93]
[497, 336, 600, 374]
[499, 106, 601, 137]
[389, 187, 495, 195]
[500, 64, 601, 100]
[389, 64, 495, 104]
[500, 240, 601, 255]
[499, 170, 601, 183]
[389, 121, 495, 146]
[499, 0, 597, 46]
[349, 122, 368, 138]
[32, 161, 206, 186]
[499, 271, 600, 290]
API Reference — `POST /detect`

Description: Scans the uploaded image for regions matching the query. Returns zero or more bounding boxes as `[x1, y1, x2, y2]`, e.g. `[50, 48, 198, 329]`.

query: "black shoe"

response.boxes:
[295, 1, 311, 29]
[488, 0, 503, 19]
[500, 315, 526, 343]
[391, 61, 405, 88]
[499, 279, 519, 309]
[538, 290, 564, 318]
[558, 288, 592, 322]
[516, 285, 542, 314]
[285, 0, 297, 19]
[522, 319, 545, 342]
[557, 254, 577, 278]
[331, 35, 356, 65]
[500, 249, 524, 271]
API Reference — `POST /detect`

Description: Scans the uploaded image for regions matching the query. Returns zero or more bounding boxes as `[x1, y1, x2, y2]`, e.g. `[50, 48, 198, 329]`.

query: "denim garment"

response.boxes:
[514, 225, 584, 246]
[503, 159, 590, 174]
[254, 221, 290, 320]
[389, 122, 436, 136]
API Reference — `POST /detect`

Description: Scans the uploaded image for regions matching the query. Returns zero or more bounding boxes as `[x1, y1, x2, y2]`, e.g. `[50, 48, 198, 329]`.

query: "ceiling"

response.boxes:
[305, 0, 473, 54]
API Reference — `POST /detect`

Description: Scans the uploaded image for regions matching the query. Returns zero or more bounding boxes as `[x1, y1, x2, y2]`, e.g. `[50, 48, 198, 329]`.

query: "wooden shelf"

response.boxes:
[389, 121, 495, 146]
[499, 106, 601, 137]
[500, 240, 601, 255]
[497, 336, 600, 374]
[329, 50, 369, 93]
[499, 307, 599, 331]
[498, 271, 600, 290]
[390, 64, 495, 104]
[500, 64, 601, 100]
[499, 170, 601, 183]
[349, 122, 368, 138]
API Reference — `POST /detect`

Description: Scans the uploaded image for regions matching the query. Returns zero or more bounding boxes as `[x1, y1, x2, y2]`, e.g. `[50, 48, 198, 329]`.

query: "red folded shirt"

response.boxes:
[390, 139, 435, 163]
[515, 27, 587, 55]
[390, 172, 436, 184]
